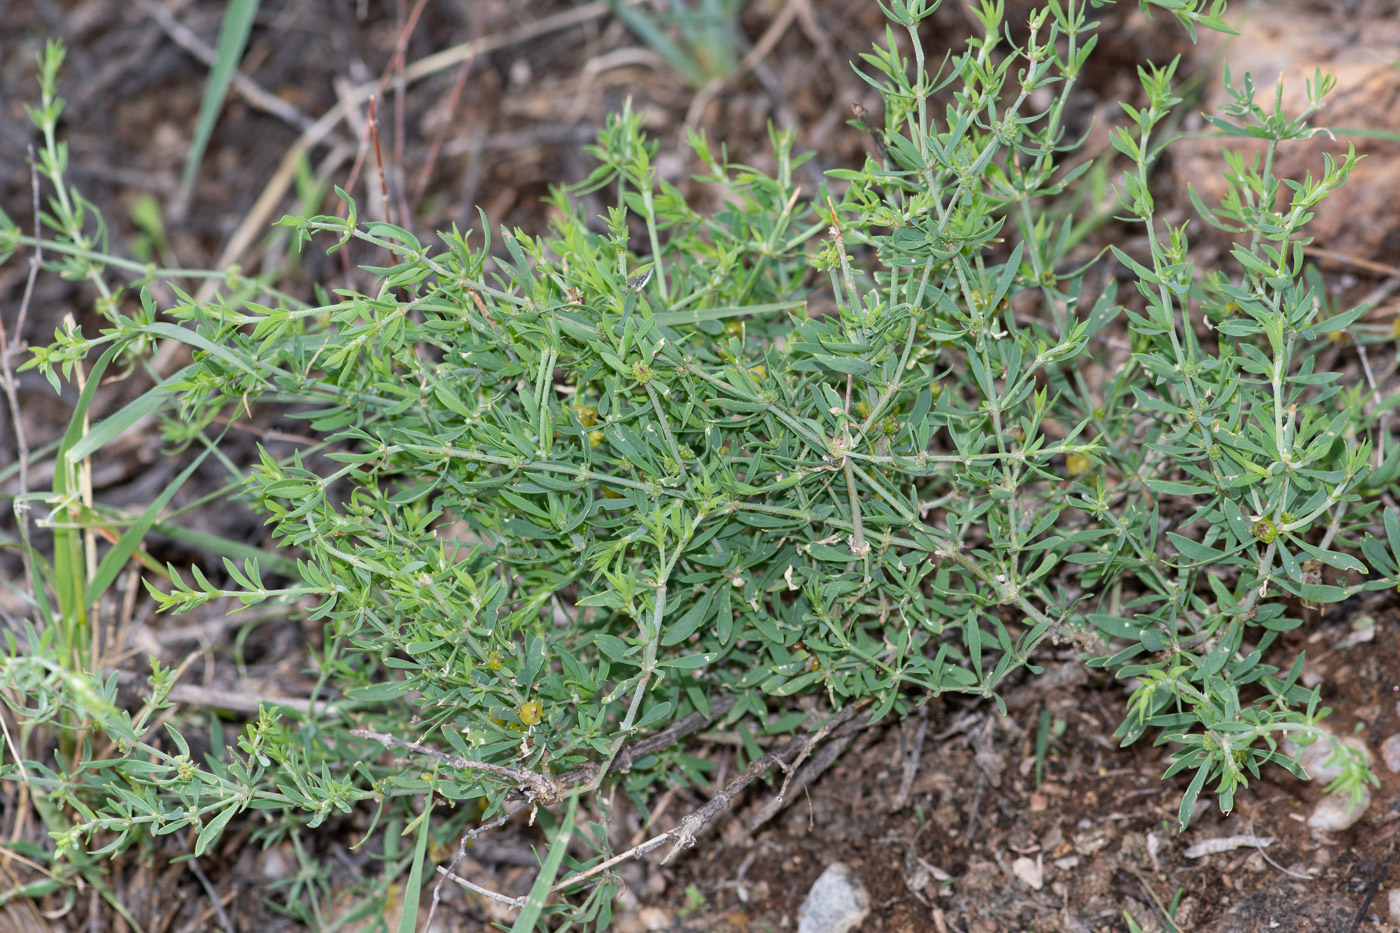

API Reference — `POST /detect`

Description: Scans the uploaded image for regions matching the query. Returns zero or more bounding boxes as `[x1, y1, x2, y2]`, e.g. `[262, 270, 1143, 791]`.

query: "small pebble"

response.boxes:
[1381, 734, 1400, 773]
[797, 862, 870, 933]
[260, 845, 292, 880]
[1284, 731, 1371, 784]
[1011, 856, 1044, 890]
[1390, 888, 1400, 923]
[636, 907, 672, 931]
[1309, 786, 1371, 834]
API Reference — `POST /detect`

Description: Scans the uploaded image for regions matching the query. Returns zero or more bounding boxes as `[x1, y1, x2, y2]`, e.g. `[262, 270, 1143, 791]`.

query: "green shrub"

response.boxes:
[1, 0, 1386, 926]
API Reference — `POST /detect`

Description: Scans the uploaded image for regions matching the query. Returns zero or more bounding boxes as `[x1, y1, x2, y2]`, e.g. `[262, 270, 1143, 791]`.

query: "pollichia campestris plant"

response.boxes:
[2, 0, 1386, 926]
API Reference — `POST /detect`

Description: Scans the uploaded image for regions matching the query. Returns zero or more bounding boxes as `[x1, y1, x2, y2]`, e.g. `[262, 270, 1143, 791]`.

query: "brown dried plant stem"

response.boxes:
[424, 693, 735, 927]
[350, 728, 560, 802]
[433, 702, 867, 912]
[0, 153, 42, 849]
[189, 1, 616, 311]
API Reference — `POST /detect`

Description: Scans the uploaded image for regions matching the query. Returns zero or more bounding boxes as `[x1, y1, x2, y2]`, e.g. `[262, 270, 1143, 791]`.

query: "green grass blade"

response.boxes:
[141, 322, 264, 376]
[395, 807, 432, 933]
[604, 0, 705, 87]
[5, 507, 55, 627]
[52, 343, 124, 645]
[152, 522, 302, 578]
[67, 365, 193, 462]
[180, 0, 261, 200]
[82, 442, 215, 606]
[511, 796, 577, 933]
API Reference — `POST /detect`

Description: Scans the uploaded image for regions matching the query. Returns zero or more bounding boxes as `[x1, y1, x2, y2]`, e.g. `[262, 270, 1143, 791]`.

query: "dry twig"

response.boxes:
[433, 703, 866, 913]
[424, 800, 532, 929]
[186, 1, 615, 312]
[0, 148, 40, 540]
[684, 0, 801, 128]
[748, 716, 858, 829]
[409, 6, 486, 211]
[893, 704, 929, 810]
[351, 728, 560, 802]
[135, 0, 316, 134]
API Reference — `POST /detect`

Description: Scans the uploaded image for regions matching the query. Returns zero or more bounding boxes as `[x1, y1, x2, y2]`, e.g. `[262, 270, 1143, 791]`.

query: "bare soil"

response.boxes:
[2, 1, 1398, 930]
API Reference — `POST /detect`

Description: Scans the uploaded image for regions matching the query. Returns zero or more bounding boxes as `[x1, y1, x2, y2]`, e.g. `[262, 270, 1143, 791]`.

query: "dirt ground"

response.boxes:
[2, 1, 1399, 930]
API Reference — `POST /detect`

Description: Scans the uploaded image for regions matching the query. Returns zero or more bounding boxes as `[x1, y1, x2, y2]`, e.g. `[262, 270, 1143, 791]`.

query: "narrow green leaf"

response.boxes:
[396, 806, 432, 933]
[84, 443, 215, 606]
[53, 343, 124, 628]
[141, 322, 263, 376]
[1166, 532, 1228, 564]
[661, 652, 718, 670]
[181, 0, 261, 199]
[603, 0, 704, 86]
[1110, 245, 1160, 285]
[1289, 537, 1366, 574]
[68, 366, 193, 461]
[1145, 479, 1207, 496]
[511, 796, 576, 933]
[153, 522, 302, 579]
[194, 800, 239, 857]
[1178, 763, 1209, 829]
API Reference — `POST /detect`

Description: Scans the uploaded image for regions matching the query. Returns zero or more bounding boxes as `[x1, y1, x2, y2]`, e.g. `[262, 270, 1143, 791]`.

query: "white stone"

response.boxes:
[1011, 855, 1044, 890]
[637, 907, 673, 931]
[1309, 786, 1372, 834]
[1283, 732, 1371, 784]
[797, 863, 870, 933]
[1381, 734, 1400, 773]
